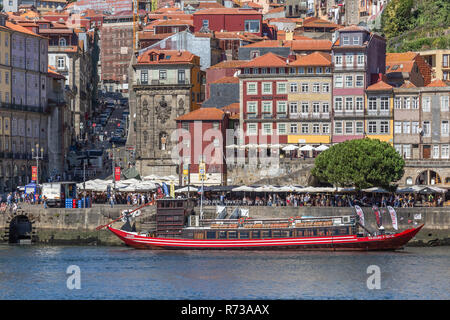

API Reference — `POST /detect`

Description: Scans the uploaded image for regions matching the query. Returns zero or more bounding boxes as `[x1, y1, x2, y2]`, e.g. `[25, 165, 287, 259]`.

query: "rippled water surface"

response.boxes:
[0, 245, 448, 300]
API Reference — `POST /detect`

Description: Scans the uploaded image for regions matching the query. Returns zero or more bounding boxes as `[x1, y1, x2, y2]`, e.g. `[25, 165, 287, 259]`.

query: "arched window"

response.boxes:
[59, 38, 66, 46]
[406, 177, 413, 185]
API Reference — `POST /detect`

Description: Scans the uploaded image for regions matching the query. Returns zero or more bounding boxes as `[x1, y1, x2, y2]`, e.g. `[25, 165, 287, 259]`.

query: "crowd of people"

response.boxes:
[1, 189, 446, 211]
[0, 191, 49, 213]
[201, 191, 446, 208]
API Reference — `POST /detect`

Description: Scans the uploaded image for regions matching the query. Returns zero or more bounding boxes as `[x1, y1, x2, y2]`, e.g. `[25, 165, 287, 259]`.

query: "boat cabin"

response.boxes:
[156, 198, 196, 238]
[181, 216, 358, 240]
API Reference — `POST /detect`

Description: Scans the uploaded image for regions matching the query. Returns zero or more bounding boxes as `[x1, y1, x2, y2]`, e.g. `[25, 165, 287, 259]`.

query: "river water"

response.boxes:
[0, 245, 448, 300]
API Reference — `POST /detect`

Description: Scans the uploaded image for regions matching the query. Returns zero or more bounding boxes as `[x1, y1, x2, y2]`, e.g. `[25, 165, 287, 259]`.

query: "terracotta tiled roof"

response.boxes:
[48, 66, 65, 79]
[152, 19, 193, 27]
[338, 25, 368, 32]
[155, 8, 182, 14]
[211, 76, 239, 84]
[193, 8, 260, 15]
[240, 52, 288, 68]
[301, 17, 340, 29]
[366, 80, 393, 91]
[176, 107, 225, 121]
[137, 50, 198, 65]
[222, 102, 239, 111]
[266, 6, 285, 14]
[290, 51, 332, 66]
[290, 39, 332, 51]
[138, 32, 174, 40]
[426, 79, 449, 87]
[400, 80, 417, 88]
[386, 61, 415, 73]
[5, 21, 45, 38]
[208, 60, 245, 69]
[386, 52, 418, 64]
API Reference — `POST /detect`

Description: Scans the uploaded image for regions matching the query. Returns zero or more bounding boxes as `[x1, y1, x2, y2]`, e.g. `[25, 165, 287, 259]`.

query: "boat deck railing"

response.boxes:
[197, 216, 354, 229]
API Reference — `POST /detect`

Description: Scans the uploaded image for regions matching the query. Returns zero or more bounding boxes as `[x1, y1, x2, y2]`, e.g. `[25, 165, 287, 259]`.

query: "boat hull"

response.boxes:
[107, 225, 424, 251]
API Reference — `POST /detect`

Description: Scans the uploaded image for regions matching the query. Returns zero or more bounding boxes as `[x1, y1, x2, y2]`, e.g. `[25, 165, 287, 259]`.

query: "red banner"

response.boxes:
[114, 167, 121, 181]
[372, 205, 382, 227]
[387, 206, 398, 230]
[354, 205, 365, 227]
[31, 166, 37, 181]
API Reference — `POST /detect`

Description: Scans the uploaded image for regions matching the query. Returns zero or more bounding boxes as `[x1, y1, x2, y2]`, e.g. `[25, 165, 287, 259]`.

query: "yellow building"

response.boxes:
[417, 49, 450, 82]
[286, 52, 333, 146]
[365, 79, 394, 145]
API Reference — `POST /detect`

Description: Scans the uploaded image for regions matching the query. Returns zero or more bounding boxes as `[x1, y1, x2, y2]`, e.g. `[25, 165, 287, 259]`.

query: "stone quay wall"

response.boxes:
[0, 204, 448, 246]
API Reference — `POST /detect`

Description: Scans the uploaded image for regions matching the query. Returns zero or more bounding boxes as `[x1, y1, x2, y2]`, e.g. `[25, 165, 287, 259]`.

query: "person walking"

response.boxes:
[110, 194, 115, 208]
[43, 195, 48, 209]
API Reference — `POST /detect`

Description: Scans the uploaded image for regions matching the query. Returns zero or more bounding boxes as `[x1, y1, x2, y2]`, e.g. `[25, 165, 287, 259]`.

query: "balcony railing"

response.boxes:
[0, 103, 45, 113]
[135, 79, 191, 86]
[290, 113, 330, 119]
[333, 110, 365, 117]
[366, 109, 391, 117]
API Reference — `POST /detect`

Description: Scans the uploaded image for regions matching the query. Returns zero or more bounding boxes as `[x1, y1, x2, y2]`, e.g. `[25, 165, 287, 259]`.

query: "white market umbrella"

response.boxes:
[299, 145, 315, 151]
[232, 186, 255, 192]
[270, 144, 283, 149]
[121, 178, 141, 185]
[282, 145, 299, 151]
[143, 174, 160, 181]
[175, 186, 198, 193]
[315, 145, 329, 151]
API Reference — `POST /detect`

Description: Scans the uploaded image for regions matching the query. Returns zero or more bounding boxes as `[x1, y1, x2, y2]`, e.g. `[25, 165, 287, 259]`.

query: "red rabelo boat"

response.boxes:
[103, 198, 423, 251]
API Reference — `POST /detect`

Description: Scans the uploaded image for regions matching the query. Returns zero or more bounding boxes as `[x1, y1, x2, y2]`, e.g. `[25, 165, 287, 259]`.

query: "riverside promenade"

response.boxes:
[1, 203, 449, 246]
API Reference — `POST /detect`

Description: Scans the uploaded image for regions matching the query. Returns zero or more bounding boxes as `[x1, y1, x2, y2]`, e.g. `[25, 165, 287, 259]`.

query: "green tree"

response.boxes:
[311, 139, 405, 190]
[381, 0, 414, 39]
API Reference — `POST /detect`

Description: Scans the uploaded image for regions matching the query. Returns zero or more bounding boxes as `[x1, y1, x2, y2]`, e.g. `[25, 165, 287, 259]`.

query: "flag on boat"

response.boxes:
[162, 182, 169, 196]
[387, 206, 398, 230]
[170, 181, 175, 198]
[372, 205, 382, 227]
[354, 205, 365, 226]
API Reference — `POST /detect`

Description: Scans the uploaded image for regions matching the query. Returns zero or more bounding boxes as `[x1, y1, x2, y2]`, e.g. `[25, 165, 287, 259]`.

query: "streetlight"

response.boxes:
[32, 144, 44, 191]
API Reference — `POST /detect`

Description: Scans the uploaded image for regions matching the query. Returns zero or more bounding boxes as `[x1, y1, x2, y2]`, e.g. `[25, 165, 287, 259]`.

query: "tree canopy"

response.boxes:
[381, 0, 450, 52]
[311, 139, 405, 190]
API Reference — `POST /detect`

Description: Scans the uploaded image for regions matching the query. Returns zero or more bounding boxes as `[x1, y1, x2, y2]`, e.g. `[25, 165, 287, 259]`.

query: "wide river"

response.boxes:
[0, 245, 448, 300]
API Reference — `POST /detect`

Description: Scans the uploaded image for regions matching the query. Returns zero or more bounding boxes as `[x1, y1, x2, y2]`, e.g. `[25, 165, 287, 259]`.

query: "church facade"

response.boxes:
[129, 49, 204, 177]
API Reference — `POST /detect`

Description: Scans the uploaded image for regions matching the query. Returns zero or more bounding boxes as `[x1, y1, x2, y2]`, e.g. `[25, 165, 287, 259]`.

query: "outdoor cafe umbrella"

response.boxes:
[418, 187, 440, 195]
[396, 187, 417, 194]
[175, 186, 198, 193]
[270, 144, 283, 149]
[282, 145, 298, 151]
[299, 145, 315, 151]
[315, 145, 329, 151]
[362, 187, 390, 193]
